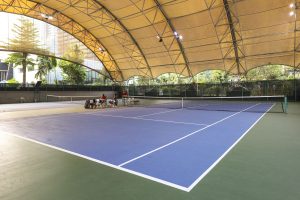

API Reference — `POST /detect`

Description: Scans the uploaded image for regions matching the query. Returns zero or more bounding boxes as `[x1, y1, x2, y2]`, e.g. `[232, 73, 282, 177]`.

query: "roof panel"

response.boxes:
[2, 0, 297, 80]
[160, 0, 207, 18]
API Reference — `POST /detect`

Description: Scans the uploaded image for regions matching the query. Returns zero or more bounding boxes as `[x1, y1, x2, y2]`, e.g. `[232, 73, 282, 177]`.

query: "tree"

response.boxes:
[9, 18, 40, 51]
[211, 70, 228, 83]
[59, 60, 86, 84]
[63, 43, 84, 64]
[98, 67, 111, 85]
[35, 56, 57, 82]
[246, 65, 288, 80]
[51, 57, 58, 84]
[5, 18, 40, 85]
[5, 53, 35, 85]
[156, 73, 181, 84]
[59, 44, 86, 84]
[195, 70, 228, 83]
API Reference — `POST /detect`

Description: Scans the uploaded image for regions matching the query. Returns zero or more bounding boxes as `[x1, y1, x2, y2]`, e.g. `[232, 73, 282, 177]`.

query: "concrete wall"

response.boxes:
[0, 91, 115, 104]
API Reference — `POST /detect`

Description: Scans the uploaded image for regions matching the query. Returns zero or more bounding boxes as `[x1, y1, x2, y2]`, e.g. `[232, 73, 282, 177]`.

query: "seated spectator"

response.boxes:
[108, 94, 118, 107]
[113, 94, 118, 107]
[84, 99, 96, 109]
[91, 98, 97, 109]
[100, 94, 107, 108]
[84, 99, 90, 109]
[95, 98, 100, 108]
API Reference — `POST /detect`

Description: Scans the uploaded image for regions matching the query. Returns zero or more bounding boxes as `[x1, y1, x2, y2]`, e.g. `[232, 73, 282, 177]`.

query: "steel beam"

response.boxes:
[222, 0, 241, 74]
[92, 0, 153, 79]
[153, 0, 193, 78]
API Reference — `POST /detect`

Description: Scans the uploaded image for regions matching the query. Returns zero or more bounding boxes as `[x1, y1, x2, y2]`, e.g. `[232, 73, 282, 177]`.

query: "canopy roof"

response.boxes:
[0, 0, 299, 81]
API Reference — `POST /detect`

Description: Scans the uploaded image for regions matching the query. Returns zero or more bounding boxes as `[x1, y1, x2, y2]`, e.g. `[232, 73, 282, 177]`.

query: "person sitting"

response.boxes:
[108, 94, 118, 107]
[95, 98, 100, 108]
[91, 98, 97, 109]
[85, 99, 96, 109]
[84, 99, 90, 109]
[113, 94, 118, 107]
[100, 94, 107, 108]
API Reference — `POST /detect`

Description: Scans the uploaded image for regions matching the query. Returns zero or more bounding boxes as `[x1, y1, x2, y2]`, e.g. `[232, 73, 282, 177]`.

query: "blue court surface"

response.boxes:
[0, 102, 273, 192]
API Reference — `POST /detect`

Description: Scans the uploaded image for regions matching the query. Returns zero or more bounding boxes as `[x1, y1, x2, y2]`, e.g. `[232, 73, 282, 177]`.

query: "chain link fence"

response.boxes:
[125, 80, 300, 101]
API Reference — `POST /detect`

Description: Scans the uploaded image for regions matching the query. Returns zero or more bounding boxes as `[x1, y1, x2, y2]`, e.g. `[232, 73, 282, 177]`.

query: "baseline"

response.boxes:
[1, 131, 189, 192]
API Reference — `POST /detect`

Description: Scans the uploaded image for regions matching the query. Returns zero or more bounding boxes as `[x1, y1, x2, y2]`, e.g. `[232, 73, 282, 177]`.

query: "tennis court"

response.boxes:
[0, 97, 280, 192]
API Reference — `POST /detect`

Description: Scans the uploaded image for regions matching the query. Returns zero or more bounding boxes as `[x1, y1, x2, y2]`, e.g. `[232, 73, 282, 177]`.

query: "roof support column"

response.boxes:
[293, 0, 299, 101]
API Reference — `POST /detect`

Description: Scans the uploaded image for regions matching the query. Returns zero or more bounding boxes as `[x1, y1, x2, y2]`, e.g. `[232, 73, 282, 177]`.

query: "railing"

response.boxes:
[0, 83, 121, 92]
[0, 80, 299, 101]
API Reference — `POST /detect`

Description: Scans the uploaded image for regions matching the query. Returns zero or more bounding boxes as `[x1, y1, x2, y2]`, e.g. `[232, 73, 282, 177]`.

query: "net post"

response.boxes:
[71, 97, 73, 102]
[181, 97, 184, 109]
[283, 96, 288, 113]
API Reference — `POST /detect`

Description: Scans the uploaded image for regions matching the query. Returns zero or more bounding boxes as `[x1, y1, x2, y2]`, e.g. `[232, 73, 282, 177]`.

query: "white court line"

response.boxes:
[81, 106, 134, 114]
[135, 109, 182, 118]
[86, 113, 207, 126]
[82, 106, 182, 117]
[186, 103, 275, 192]
[0, 102, 271, 192]
[0, 131, 189, 192]
[118, 103, 261, 167]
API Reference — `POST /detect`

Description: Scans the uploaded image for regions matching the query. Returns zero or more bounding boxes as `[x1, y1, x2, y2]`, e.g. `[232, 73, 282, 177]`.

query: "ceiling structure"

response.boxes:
[0, 0, 299, 81]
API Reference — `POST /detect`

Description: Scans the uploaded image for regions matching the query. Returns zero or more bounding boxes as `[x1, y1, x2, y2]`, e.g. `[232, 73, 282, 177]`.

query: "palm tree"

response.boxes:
[51, 57, 58, 84]
[59, 44, 86, 85]
[35, 56, 57, 83]
[5, 52, 35, 85]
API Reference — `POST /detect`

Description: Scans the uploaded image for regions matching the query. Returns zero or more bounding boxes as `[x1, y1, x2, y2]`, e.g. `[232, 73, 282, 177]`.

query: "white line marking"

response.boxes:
[82, 107, 182, 118]
[0, 131, 189, 192]
[0, 103, 271, 192]
[85, 113, 207, 126]
[81, 107, 133, 115]
[135, 109, 182, 117]
[118, 103, 261, 167]
[186, 103, 274, 192]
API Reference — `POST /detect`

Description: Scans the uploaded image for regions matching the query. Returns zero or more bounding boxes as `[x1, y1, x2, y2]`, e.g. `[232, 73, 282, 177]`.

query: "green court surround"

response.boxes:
[0, 103, 299, 200]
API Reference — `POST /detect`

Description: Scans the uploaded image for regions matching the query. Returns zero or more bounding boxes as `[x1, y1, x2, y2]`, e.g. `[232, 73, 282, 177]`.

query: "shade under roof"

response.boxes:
[0, 0, 299, 81]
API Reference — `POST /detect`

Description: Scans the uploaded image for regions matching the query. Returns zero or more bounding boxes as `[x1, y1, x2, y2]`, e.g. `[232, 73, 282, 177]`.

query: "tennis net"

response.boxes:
[124, 95, 287, 113]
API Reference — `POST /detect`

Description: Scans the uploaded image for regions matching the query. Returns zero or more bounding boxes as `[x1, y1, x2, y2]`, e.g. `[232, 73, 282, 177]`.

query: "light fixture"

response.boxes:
[156, 35, 163, 42]
[290, 3, 295, 8]
[99, 47, 105, 53]
[289, 11, 295, 16]
[41, 13, 53, 20]
[173, 31, 183, 41]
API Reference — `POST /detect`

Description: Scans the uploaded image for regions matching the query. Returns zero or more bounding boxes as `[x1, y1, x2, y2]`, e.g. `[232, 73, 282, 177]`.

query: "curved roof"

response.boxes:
[0, 0, 298, 81]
